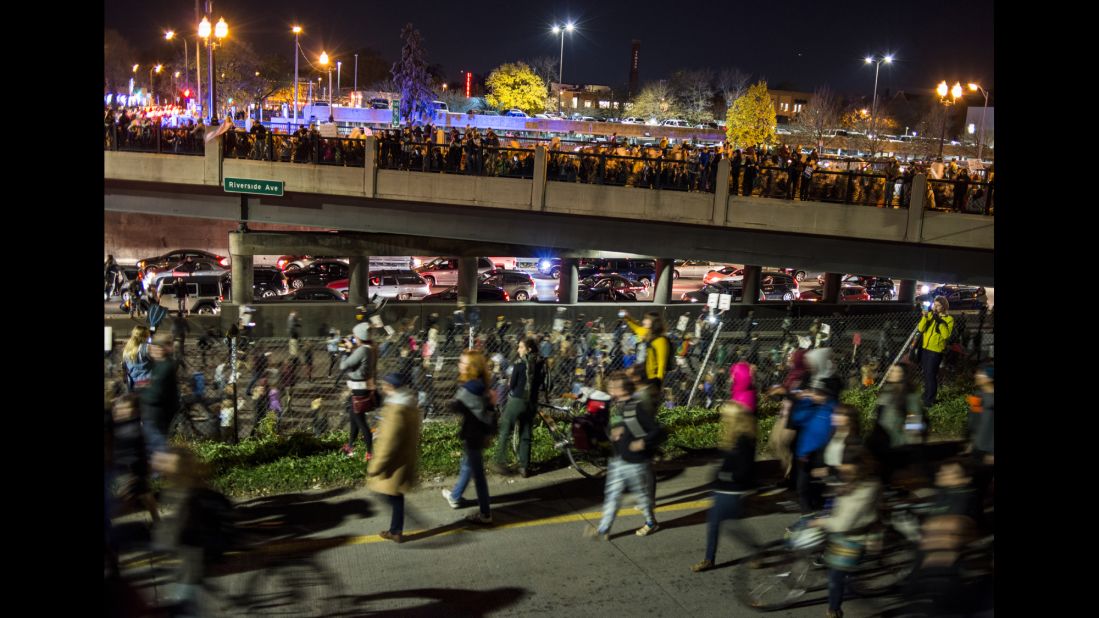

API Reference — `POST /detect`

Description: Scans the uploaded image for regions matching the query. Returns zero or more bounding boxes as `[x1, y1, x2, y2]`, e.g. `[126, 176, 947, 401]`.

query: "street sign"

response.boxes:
[390, 100, 400, 127]
[707, 293, 719, 309]
[223, 177, 284, 197]
[718, 294, 732, 310]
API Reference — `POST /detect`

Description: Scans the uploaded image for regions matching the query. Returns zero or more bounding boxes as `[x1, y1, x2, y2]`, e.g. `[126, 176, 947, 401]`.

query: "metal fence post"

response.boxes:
[845, 171, 854, 204]
[156, 124, 162, 154]
[230, 335, 240, 444]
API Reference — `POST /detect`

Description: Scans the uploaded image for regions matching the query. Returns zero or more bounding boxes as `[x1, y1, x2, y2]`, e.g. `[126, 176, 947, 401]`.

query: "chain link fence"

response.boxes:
[106, 306, 992, 443]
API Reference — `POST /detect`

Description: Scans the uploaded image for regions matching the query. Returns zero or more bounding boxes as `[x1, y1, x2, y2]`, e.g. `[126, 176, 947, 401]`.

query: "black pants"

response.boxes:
[385, 494, 405, 534]
[921, 350, 943, 407]
[796, 451, 825, 514]
[347, 392, 373, 452]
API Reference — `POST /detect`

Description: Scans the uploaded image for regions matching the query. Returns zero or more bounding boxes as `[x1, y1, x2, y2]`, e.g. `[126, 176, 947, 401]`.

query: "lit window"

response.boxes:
[795, 104, 802, 113]
[584, 100, 592, 108]
[599, 100, 610, 109]
[572, 97, 578, 108]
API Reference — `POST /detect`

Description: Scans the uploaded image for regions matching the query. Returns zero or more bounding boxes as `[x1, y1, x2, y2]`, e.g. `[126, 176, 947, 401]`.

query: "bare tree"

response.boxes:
[915, 102, 951, 160]
[794, 86, 841, 151]
[628, 80, 679, 121]
[104, 29, 138, 95]
[716, 68, 751, 112]
[526, 55, 560, 111]
[671, 69, 715, 123]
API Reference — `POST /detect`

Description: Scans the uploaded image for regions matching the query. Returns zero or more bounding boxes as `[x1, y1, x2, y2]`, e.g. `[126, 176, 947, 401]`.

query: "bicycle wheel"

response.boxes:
[169, 411, 201, 442]
[848, 525, 918, 597]
[735, 541, 828, 611]
[564, 441, 609, 479]
[232, 555, 346, 617]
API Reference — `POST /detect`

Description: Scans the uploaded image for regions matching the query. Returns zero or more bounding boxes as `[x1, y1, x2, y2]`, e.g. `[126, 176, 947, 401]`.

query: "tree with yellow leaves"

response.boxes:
[725, 81, 776, 148]
[485, 62, 547, 114]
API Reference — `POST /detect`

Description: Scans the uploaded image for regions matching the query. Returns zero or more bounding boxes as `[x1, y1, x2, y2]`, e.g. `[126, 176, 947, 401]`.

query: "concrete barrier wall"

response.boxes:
[376, 170, 533, 210]
[545, 182, 715, 224]
[727, 197, 910, 243]
[223, 159, 365, 197]
[104, 151, 206, 185]
[920, 211, 995, 248]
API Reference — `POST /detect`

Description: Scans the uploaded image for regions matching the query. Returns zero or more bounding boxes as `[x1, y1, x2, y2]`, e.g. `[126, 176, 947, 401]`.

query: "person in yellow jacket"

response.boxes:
[918, 296, 955, 407]
[623, 311, 670, 394]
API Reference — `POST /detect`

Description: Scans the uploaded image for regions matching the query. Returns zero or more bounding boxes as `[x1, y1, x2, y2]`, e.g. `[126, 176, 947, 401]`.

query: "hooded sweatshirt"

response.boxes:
[452, 379, 493, 448]
[789, 349, 839, 458]
[729, 361, 757, 413]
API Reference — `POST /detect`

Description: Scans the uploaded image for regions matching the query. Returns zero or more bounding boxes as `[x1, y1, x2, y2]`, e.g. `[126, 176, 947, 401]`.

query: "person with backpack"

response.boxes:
[339, 322, 378, 461]
[917, 296, 955, 407]
[442, 350, 496, 525]
[622, 311, 671, 396]
[586, 371, 665, 540]
[490, 337, 543, 478]
[788, 348, 841, 517]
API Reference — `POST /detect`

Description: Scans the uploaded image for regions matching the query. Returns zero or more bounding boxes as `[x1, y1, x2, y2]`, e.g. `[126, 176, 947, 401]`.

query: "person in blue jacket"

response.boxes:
[788, 348, 842, 516]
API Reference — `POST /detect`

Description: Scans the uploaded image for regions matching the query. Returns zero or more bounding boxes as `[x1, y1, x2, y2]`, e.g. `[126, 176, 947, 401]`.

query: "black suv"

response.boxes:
[917, 285, 988, 310]
[759, 272, 800, 300]
[841, 275, 896, 300]
[285, 260, 350, 289]
[597, 259, 657, 287]
[221, 267, 290, 298]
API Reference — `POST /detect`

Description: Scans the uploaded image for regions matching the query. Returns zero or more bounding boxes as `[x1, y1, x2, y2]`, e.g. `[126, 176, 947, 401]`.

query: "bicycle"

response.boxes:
[535, 391, 614, 479]
[169, 393, 222, 442]
[735, 495, 926, 611]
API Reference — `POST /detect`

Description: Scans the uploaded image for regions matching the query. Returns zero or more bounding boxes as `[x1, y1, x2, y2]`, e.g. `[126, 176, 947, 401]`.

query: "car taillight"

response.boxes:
[218, 256, 229, 266]
[503, 291, 510, 301]
[218, 295, 224, 301]
[277, 259, 287, 269]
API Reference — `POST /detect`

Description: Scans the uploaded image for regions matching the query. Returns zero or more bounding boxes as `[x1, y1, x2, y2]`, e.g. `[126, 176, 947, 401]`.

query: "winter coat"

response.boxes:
[789, 395, 836, 459]
[367, 390, 423, 496]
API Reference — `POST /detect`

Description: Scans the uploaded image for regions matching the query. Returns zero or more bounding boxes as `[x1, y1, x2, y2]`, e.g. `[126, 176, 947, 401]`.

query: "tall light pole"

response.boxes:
[863, 53, 893, 152]
[354, 53, 358, 92]
[968, 83, 990, 161]
[149, 64, 163, 105]
[551, 22, 574, 113]
[320, 52, 333, 122]
[936, 81, 963, 160]
[199, 14, 228, 123]
[164, 31, 189, 95]
[337, 60, 342, 102]
[292, 26, 302, 126]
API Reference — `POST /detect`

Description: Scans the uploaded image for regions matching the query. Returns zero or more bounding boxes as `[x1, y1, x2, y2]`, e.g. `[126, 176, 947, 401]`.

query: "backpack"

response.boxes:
[480, 400, 500, 448]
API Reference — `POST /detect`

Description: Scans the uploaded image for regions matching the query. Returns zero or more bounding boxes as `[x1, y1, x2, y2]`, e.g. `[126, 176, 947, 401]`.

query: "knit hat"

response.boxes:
[352, 322, 370, 341]
[382, 372, 408, 388]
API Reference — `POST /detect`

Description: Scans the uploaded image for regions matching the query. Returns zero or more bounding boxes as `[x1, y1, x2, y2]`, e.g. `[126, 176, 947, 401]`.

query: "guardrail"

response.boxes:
[547, 150, 717, 193]
[222, 131, 368, 167]
[927, 178, 994, 216]
[104, 124, 205, 156]
[375, 141, 537, 179]
[730, 165, 911, 208]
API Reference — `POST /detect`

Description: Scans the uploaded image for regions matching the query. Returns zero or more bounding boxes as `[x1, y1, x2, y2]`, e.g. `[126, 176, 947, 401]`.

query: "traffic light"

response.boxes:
[182, 89, 191, 99]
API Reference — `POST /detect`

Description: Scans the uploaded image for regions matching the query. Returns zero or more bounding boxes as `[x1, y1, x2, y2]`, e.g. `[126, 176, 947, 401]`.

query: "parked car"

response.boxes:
[674, 260, 733, 279]
[276, 255, 351, 272]
[285, 259, 351, 289]
[369, 98, 391, 109]
[504, 109, 529, 117]
[759, 272, 800, 300]
[596, 259, 657, 287]
[416, 257, 497, 287]
[703, 266, 745, 285]
[661, 119, 691, 128]
[150, 258, 229, 287]
[219, 266, 290, 299]
[775, 267, 808, 282]
[422, 284, 509, 302]
[680, 280, 764, 303]
[272, 287, 347, 302]
[480, 269, 538, 302]
[325, 270, 431, 301]
[814, 274, 897, 300]
[620, 117, 647, 124]
[155, 275, 225, 314]
[916, 285, 988, 310]
[799, 286, 871, 302]
[572, 274, 645, 302]
[139, 249, 229, 273]
[537, 258, 601, 279]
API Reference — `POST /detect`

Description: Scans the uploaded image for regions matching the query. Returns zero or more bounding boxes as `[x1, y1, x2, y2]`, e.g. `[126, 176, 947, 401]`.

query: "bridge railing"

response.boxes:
[730, 165, 912, 208]
[221, 131, 369, 167]
[547, 150, 717, 193]
[375, 141, 537, 179]
[927, 178, 994, 216]
[104, 124, 204, 156]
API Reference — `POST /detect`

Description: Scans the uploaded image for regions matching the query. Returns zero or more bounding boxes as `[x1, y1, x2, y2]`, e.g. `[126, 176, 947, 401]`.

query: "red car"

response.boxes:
[702, 266, 744, 285]
[799, 285, 871, 302]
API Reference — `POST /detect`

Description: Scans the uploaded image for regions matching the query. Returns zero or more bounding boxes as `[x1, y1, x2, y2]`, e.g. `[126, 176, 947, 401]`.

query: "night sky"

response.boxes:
[105, 0, 993, 97]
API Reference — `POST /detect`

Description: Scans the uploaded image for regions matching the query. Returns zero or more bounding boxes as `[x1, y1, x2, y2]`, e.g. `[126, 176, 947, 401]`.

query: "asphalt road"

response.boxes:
[115, 457, 968, 617]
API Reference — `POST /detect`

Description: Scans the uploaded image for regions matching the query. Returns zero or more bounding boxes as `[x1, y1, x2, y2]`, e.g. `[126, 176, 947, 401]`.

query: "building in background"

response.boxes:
[770, 89, 813, 124]
[552, 83, 624, 114]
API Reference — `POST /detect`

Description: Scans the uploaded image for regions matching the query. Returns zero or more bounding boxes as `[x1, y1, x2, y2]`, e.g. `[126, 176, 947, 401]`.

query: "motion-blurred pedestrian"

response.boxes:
[368, 373, 423, 543]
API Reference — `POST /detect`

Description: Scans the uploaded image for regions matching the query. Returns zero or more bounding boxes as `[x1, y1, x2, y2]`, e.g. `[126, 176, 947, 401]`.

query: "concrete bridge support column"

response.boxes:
[653, 258, 675, 304]
[348, 256, 370, 305]
[364, 136, 378, 198]
[898, 279, 917, 303]
[822, 273, 842, 304]
[712, 158, 731, 225]
[533, 146, 548, 210]
[558, 258, 579, 304]
[905, 173, 927, 243]
[458, 256, 479, 305]
[740, 265, 761, 305]
[204, 133, 223, 186]
[230, 254, 254, 304]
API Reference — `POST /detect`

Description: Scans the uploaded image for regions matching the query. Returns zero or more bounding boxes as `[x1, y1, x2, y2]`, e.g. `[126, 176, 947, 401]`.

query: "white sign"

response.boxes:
[104, 326, 113, 353]
[719, 294, 732, 310]
[707, 293, 720, 309]
[318, 122, 339, 138]
[676, 315, 690, 332]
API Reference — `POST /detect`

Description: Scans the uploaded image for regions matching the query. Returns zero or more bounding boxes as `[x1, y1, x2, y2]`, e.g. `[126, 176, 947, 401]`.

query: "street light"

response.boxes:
[968, 82, 990, 161]
[319, 52, 333, 121]
[551, 22, 575, 113]
[148, 64, 163, 105]
[863, 53, 893, 152]
[292, 26, 302, 126]
[199, 16, 228, 123]
[165, 30, 190, 99]
[936, 81, 963, 160]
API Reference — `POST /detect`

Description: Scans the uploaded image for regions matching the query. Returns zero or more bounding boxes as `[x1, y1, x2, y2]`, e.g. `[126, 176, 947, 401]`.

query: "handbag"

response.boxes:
[824, 533, 866, 572]
[351, 392, 376, 414]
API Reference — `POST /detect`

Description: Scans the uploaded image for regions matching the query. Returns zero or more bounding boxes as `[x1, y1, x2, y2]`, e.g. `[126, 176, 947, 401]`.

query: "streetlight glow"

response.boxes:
[155, 64, 163, 73]
[864, 56, 873, 64]
[565, 22, 575, 32]
[552, 25, 560, 34]
[320, 51, 329, 65]
[292, 25, 302, 34]
[884, 55, 893, 63]
[198, 17, 211, 39]
[132, 64, 139, 73]
[165, 30, 175, 40]
[175, 71, 180, 78]
[214, 17, 228, 39]
[951, 82, 963, 99]
[937, 81, 948, 98]
[968, 82, 979, 91]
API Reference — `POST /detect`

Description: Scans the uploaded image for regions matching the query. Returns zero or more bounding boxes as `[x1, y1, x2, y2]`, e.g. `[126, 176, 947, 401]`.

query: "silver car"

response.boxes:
[480, 269, 538, 302]
[416, 257, 496, 287]
[328, 270, 431, 301]
[673, 260, 735, 279]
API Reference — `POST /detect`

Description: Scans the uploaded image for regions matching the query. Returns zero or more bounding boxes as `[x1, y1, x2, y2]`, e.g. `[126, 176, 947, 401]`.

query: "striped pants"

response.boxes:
[597, 457, 656, 534]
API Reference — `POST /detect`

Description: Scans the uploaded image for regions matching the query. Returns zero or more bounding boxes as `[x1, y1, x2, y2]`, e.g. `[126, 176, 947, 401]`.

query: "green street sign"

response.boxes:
[391, 99, 400, 127]
[223, 177, 284, 197]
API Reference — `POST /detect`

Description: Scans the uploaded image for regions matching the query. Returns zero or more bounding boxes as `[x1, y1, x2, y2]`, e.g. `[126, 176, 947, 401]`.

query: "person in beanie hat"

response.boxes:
[368, 372, 422, 542]
[339, 322, 378, 461]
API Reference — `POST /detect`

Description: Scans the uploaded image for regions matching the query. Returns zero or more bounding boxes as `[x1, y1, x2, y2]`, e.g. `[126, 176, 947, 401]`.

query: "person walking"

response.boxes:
[728, 360, 757, 413]
[368, 373, 423, 543]
[442, 350, 496, 525]
[867, 364, 924, 486]
[622, 311, 671, 396]
[788, 348, 841, 516]
[340, 322, 378, 460]
[287, 311, 302, 359]
[171, 311, 191, 369]
[122, 325, 153, 393]
[105, 254, 118, 300]
[917, 296, 955, 407]
[691, 398, 760, 572]
[108, 394, 161, 524]
[491, 337, 544, 478]
[174, 277, 189, 315]
[586, 371, 665, 540]
[140, 331, 179, 456]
